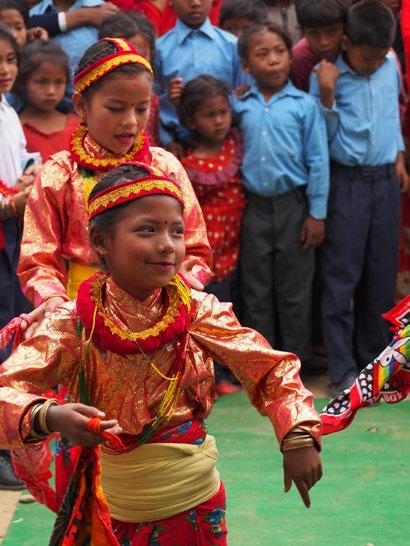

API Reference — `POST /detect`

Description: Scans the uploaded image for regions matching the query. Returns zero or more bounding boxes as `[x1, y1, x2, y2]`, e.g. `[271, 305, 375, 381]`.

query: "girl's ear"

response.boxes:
[72, 92, 86, 121]
[89, 225, 109, 257]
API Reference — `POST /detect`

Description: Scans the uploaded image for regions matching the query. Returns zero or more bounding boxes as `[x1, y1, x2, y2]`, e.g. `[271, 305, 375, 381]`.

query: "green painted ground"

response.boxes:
[3, 395, 410, 546]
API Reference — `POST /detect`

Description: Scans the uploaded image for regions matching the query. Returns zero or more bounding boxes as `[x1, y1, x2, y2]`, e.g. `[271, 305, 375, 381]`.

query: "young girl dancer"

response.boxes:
[0, 161, 322, 545]
[18, 38, 212, 336]
[17, 40, 80, 162]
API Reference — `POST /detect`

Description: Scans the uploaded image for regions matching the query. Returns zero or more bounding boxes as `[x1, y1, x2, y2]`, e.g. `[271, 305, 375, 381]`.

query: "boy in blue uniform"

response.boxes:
[310, 0, 409, 396]
[155, 0, 248, 149]
[235, 23, 329, 362]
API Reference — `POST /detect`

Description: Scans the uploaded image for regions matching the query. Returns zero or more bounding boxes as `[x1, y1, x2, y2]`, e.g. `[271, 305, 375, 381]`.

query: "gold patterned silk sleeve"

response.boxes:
[0, 303, 80, 448]
[189, 291, 321, 448]
[18, 155, 71, 306]
[151, 148, 213, 285]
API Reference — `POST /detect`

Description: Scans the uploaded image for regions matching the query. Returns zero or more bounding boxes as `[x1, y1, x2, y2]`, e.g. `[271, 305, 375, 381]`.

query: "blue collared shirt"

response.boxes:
[309, 52, 405, 166]
[232, 82, 329, 219]
[155, 17, 250, 144]
[30, 0, 102, 82]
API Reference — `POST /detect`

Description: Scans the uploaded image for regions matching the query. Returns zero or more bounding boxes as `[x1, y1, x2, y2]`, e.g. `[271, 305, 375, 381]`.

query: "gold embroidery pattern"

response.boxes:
[88, 179, 184, 215]
[71, 125, 145, 169]
[74, 54, 153, 93]
[91, 274, 190, 342]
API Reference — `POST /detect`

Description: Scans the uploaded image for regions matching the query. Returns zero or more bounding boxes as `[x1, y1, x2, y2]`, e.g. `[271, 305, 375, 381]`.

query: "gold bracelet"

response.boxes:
[282, 437, 315, 452]
[30, 403, 48, 439]
[38, 399, 59, 435]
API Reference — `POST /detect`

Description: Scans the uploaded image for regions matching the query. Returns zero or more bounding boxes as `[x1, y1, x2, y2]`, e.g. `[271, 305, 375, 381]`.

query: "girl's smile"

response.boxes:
[92, 195, 185, 300]
[73, 72, 152, 156]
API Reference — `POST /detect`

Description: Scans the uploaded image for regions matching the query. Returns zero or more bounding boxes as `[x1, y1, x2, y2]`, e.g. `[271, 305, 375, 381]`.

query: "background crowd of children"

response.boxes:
[0, 0, 408, 488]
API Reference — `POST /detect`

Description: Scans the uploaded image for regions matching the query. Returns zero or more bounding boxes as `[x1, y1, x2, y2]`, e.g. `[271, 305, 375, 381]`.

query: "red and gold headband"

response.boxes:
[73, 38, 153, 94]
[88, 163, 184, 219]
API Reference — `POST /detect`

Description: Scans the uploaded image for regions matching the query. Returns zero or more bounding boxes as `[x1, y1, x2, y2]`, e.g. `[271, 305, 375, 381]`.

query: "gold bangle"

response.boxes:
[38, 399, 59, 435]
[282, 438, 315, 452]
[30, 403, 48, 439]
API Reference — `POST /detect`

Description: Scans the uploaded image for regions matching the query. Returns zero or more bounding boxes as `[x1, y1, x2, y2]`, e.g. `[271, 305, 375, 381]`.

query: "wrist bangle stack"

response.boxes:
[282, 431, 315, 452]
[30, 399, 59, 439]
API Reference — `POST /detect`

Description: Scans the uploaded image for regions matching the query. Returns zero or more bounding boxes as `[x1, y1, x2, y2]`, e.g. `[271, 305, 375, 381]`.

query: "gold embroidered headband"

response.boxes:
[73, 38, 153, 94]
[88, 162, 184, 219]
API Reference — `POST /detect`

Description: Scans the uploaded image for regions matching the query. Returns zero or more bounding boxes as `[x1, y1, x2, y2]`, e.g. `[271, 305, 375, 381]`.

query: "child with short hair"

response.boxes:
[310, 0, 409, 396]
[155, 0, 249, 149]
[0, 160, 322, 544]
[18, 38, 212, 336]
[291, 0, 349, 91]
[0, 0, 47, 48]
[219, 0, 267, 37]
[235, 22, 329, 362]
[16, 40, 80, 162]
[98, 11, 160, 145]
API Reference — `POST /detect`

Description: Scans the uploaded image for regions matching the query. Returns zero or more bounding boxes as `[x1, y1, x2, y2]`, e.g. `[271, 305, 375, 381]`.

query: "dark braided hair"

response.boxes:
[178, 74, 230, 127]
[76, 39, 153, 100]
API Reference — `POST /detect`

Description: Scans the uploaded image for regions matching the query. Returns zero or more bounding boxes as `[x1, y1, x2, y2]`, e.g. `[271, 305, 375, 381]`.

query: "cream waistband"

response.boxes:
[100, 434, 220, 523]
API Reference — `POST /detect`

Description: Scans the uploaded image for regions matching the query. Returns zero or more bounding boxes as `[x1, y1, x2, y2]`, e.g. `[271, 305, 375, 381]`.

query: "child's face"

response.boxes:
[242, 30, 291, 96]
[74, 72, 152, 155]
[94, 195, 185, 300]
[303, 23, 344, 59]
[129, 34, 152, 64]
[0, 9, 27, 48]
[25, 61, 67, 112]
[342, 37, 389, 77]
[188, 94, 231, 144]
[221, 15, 255, 37]
[0, 37, 18, 95]
[171, 0, 212, 28]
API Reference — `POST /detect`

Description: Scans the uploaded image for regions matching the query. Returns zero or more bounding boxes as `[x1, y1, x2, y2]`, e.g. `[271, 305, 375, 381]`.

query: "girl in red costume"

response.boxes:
[0, 162, 322, 545]
[17, 37, 212, 337]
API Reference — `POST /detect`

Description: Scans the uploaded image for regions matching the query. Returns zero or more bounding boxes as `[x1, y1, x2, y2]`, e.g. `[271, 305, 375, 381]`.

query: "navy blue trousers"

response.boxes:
[321, 162, 401, 384]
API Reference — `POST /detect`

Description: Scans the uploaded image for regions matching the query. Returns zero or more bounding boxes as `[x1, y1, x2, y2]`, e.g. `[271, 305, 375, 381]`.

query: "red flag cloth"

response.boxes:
[321, 297, 410, 435]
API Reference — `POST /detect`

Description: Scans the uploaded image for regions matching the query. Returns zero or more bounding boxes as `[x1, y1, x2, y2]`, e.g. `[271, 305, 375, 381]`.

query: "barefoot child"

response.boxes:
[17, 37, 212, 336]
[0, 161, 323, 544]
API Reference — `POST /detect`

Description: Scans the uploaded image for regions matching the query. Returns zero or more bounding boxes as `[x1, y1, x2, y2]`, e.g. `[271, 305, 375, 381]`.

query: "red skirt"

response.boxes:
[111, 482, 227, 545]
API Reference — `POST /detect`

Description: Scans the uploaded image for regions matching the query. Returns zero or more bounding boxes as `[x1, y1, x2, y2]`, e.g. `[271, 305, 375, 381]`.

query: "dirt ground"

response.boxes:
[0, 491, 21, 543]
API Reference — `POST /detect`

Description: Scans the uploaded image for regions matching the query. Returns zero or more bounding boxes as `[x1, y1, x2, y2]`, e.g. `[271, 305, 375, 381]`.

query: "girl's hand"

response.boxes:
[300, 217, 325, 250]
[283, 446, 323, 508]
[13, 189, 31, 218]
[395, 152, 409, 193]
[180, 256, 205, 290]
[168, 77, 184, 107]
[22, 297, 67, 339]
[46, 403, 122, 446]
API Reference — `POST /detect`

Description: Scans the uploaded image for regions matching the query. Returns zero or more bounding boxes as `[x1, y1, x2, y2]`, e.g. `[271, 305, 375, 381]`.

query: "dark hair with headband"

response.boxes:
[75, 39, 153, 101]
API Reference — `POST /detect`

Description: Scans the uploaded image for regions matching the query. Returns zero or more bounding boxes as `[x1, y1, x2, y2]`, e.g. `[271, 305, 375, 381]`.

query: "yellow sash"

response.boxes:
[100, 435, 220, 523]
[66, 262, 99, 300]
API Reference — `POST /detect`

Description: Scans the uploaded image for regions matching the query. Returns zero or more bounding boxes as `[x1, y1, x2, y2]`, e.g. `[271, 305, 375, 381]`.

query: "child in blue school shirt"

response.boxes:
[309, 0, 409, 397]
[155, 0, 249, 153]
[234, 22, 329, 363]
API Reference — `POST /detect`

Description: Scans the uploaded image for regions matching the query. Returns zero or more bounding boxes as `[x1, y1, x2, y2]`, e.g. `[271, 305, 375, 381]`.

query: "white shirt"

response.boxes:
[0, 96, 27, 187]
